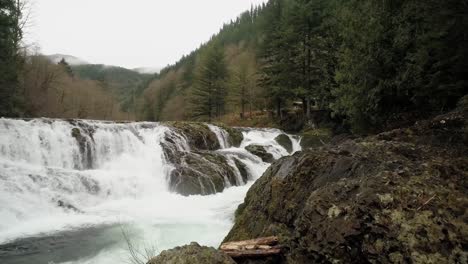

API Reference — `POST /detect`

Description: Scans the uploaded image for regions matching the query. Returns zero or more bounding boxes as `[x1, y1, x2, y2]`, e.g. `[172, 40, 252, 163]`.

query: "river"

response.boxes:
[0, 118, 300, 264]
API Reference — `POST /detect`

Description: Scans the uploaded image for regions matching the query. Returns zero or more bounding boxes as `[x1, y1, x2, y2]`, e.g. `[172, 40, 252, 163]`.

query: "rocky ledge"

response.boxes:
[147, 242, 235, 264]
[222, 109, 467, 263]
[161, 122, 246, 196]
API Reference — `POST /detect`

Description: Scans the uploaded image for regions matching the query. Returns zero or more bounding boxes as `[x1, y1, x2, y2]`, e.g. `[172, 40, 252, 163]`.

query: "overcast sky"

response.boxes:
[28, 0, 268, 69]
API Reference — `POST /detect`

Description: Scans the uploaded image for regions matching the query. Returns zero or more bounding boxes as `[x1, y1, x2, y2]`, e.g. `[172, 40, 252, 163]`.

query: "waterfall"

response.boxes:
[0, 118, 301, 264]
[207, 124, 231, 149]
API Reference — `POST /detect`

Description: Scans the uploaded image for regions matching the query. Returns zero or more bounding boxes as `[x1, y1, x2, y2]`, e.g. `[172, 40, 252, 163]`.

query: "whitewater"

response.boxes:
[0, 118, 300, 264]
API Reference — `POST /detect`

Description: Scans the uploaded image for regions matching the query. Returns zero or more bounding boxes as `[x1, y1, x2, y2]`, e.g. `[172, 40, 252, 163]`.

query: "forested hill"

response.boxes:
[1, 0, 467, 130]
[137, 0, 468, 132]
[72, 64, 154, 112]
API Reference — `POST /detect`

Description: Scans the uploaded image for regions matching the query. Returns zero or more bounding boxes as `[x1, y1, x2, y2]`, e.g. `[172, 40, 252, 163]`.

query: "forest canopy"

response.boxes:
[1, 0, 467, 131]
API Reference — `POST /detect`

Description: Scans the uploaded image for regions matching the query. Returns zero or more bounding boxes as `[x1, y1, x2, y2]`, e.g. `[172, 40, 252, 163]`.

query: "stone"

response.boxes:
[147, 242, 235, 264]
[274, 134, 293, 153]
[224, 110, 468, 263]
[245, 145, 275, 163]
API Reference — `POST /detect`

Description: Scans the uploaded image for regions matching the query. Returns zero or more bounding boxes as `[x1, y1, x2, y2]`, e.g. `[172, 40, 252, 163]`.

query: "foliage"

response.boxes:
[0, 0, 23, 117]
[21, 55, 131, 120]
[139, 0, 467, 132]
[2, 0, 466, 129]
[190, 44, 228, 121]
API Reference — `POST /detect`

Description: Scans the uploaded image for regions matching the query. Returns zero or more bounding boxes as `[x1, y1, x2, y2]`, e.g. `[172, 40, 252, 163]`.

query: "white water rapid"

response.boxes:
[0, 118, 300, 264]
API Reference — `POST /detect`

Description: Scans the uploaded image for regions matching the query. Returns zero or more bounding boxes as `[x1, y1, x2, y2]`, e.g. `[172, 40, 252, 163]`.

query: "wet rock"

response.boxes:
[245, 145, 275, 163]
[234, 158, 250, 183]
[274, 134, 293, 153]
[147, 242, 235, 264]
[168, 151, 238, 196]
[215, 123, 244, 147]
[225, 110, 468, 263]
[161, 124, 245, 196]
[167, 122, 220, 150]
[70, 123, 95, 169]
[56, 199, 82, 213]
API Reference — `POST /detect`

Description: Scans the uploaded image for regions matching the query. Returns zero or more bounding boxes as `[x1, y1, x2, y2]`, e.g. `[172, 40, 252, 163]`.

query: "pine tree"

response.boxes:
[259, 0, 297, 118]
[0, 0, 22, 117]
[190, 44, 228, 122]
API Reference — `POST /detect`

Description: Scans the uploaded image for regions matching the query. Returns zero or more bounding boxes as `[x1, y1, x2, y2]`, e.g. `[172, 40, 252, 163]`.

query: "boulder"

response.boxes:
[274, 134, 293, 153]
[234, 158, 249, 183]
[161, 124, 246, 196]
[245, 145, 275, 163]
[70, 125, 95, 169]
[168, 151, 238, 196]
[225, 110, 468, 263]
[167, 122, 220, 150]
[147, 242, 235, 264]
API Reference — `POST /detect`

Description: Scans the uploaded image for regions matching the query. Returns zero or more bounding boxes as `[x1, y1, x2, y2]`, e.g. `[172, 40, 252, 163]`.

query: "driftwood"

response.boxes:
[220, 236, 281, 258]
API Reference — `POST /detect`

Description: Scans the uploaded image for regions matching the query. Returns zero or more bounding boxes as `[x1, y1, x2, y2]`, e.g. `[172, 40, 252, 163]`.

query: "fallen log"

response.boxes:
[220, 236, 278, 250]
[220, 236, 281, 258]
[224, 248, 282, 258]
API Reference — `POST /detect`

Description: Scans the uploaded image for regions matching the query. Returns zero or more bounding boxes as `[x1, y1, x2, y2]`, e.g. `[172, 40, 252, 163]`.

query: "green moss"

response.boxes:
[213, 122, 244, 147]
[71, 128, 81, 139]
[245, 144, 274, 163]
[275, 134, 293, 153]
[300, 128, 332, 149]
[166, 122, 219, 150]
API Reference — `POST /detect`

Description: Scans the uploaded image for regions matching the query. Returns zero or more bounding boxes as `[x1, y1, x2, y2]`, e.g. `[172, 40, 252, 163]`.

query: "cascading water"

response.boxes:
[207, 124, 230, 149]
[0, 118, 300, 264]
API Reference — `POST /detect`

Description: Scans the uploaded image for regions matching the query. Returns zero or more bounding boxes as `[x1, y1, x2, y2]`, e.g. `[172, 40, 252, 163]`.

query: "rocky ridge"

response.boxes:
[224, 109, 467, 263]
[160, 122, 247, 196]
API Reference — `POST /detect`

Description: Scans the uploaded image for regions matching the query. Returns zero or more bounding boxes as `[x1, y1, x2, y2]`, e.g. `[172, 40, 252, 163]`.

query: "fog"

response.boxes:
[28, 0, 268, 69]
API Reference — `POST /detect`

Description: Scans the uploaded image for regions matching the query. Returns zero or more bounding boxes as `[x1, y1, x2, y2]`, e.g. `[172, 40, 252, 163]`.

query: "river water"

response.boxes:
[0, 118, 300, 264]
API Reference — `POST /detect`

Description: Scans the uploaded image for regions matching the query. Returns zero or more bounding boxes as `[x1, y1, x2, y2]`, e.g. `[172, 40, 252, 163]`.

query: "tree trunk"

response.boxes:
[220, 236, 281, 258]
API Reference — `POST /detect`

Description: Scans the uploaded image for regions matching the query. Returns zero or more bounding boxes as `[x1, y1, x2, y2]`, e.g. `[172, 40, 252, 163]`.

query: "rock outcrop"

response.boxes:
[167, 122, 222, 150]
[215, 123, 245, 147]
[224, 110, 468, 263]
[274, 134, 293, 153]
[147, 242, 236, 264]
[245, 145, 275, 163]
[162, 122, 247, 196]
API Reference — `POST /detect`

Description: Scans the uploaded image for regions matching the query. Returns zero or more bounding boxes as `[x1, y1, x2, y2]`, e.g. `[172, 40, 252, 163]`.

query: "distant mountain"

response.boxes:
[72, 64, 154, 111]
[132, 67, 161, 74]
[47, 54, 89, 65]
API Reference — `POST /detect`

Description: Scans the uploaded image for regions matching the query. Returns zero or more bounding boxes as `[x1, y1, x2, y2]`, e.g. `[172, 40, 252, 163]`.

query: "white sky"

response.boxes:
[28, 0, 267, 69]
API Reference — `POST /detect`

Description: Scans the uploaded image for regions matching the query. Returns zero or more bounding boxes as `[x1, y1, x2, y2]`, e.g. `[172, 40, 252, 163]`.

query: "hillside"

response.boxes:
[72, 64, 154, 112]
[47, 54, 89, 65]
[136, 0, 468, 133]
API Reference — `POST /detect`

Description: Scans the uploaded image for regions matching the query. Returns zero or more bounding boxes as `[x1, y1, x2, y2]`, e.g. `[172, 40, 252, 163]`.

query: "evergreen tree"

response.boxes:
[259, 0, 297, 118]
[0, 0, 22, 117]
[190, 44, 228, 121]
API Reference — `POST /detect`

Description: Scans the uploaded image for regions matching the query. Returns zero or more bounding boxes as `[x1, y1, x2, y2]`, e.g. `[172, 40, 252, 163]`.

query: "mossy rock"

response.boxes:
[214, 123, 244, 147]
[71, 128, 81, 139]
[300, 128, 332, 149]
[167, 122, 220, 150]
[234, 158, 249, 183]
[245, 144, 274, 163]
[168, 151, 237, 196]
[224, 110, 468, 263]
[275, 134, 293, 153]
[147, 242, 235, 264]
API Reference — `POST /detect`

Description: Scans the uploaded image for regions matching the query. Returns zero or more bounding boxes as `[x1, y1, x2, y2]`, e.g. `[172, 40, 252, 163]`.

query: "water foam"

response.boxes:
[0, 118, 300, 263]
